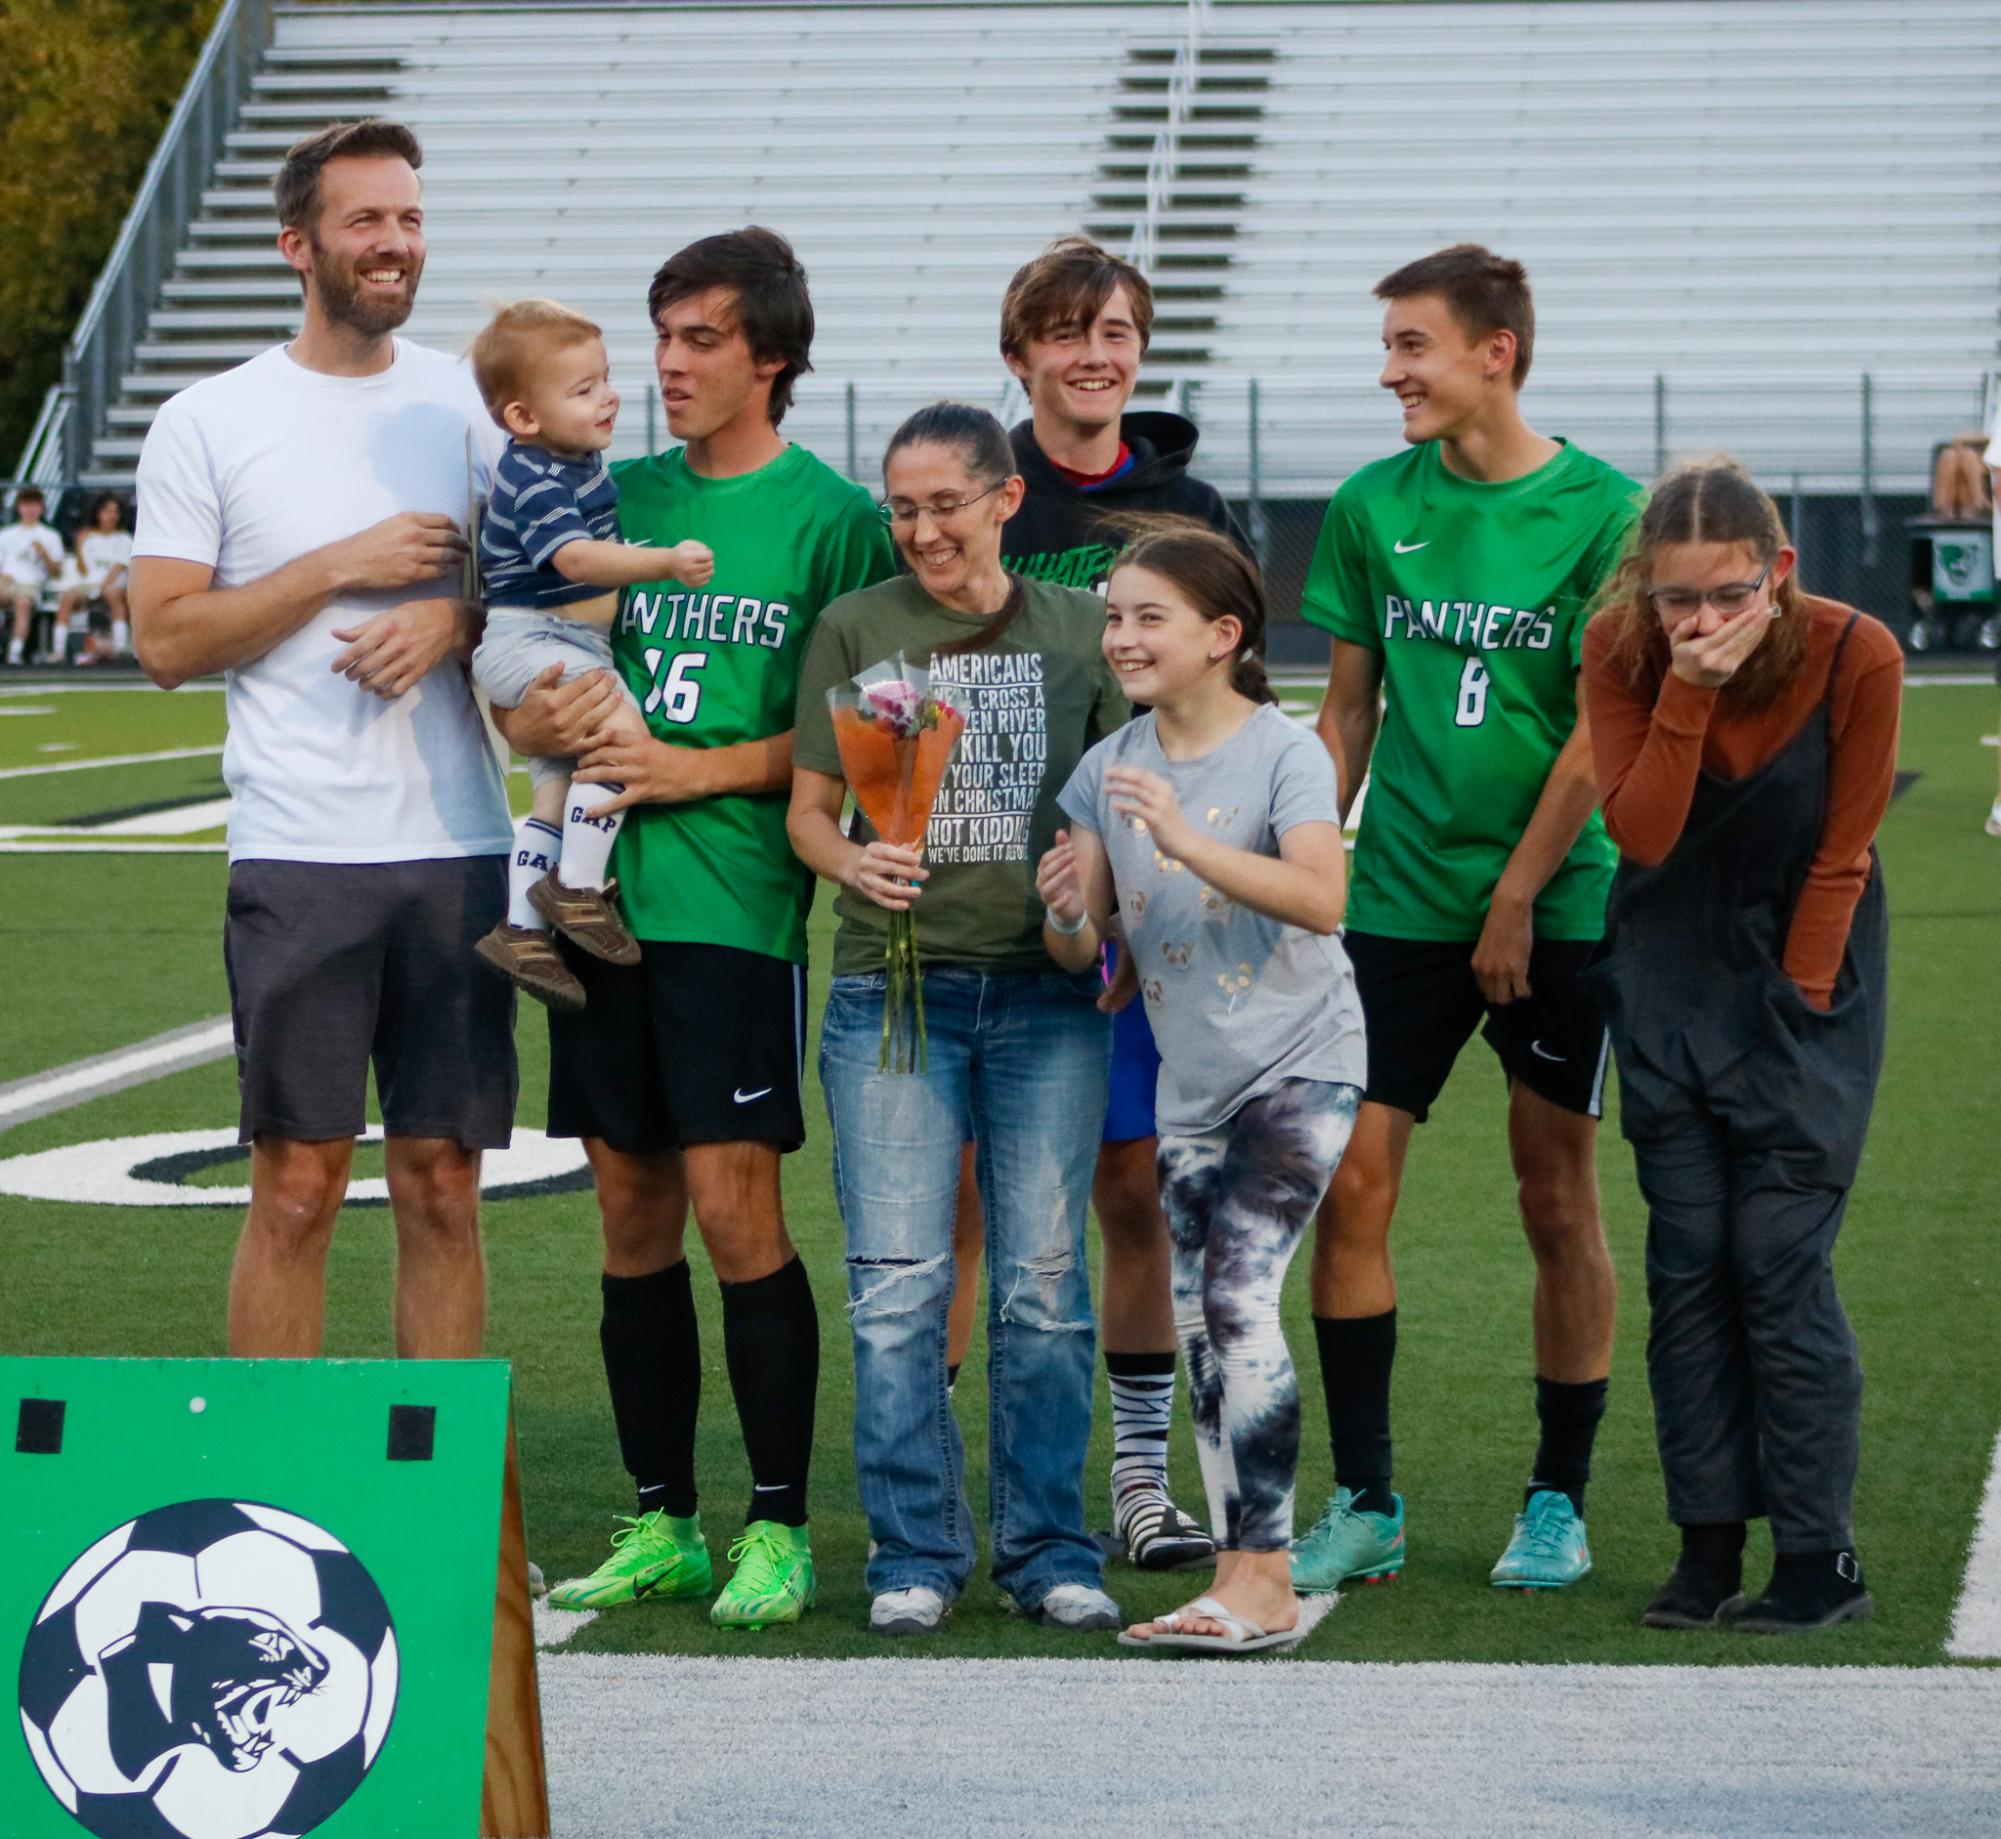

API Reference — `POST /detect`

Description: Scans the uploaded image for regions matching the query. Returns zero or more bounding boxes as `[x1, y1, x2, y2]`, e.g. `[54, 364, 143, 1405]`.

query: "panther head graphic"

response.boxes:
[103, 1603, 330, 1777]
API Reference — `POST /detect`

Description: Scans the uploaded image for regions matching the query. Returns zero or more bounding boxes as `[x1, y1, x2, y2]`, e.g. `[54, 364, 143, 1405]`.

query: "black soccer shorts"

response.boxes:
[1343, 929, 1610, 1123]
[545, 940, 807, 1153]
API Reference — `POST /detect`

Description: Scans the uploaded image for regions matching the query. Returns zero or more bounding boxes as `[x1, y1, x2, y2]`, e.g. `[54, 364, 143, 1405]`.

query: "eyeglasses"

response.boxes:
[1644, 564, 1772, 620]
[877, 481, 1005, 527]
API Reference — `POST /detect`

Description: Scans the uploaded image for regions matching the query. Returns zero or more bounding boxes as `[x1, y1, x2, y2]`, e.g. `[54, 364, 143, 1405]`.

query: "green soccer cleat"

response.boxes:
[709, 1521, 816, 1630]
[547, 1510, 711, 1610]
[1490, 1489, 1593, 1590]
[1290, 1487, 1407, 1591]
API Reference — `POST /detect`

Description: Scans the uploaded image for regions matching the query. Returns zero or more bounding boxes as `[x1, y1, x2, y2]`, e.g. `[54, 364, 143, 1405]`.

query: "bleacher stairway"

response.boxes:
[71, 0, 2001, 497]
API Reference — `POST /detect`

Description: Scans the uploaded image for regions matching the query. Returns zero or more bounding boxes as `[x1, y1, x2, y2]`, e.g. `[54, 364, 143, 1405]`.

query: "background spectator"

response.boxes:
[56, 492, 135, 663]
[2, 487, 67, 665]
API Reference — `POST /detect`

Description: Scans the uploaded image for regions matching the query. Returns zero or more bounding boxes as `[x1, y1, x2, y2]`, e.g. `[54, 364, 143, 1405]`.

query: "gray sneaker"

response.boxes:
[870, 1586, 949, 1637]
[1022, 1582, 1121, 1632]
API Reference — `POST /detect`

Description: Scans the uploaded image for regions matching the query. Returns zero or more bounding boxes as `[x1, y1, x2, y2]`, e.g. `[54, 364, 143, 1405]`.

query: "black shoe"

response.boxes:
[1733, 1549, 1874, 1634]
[1640, 1561, 1744, 1630]
[1111, 1486, 1217, 1572]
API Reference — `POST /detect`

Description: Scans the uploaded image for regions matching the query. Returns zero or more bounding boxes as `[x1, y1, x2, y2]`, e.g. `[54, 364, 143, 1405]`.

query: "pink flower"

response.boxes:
[862, 680, 925, 734]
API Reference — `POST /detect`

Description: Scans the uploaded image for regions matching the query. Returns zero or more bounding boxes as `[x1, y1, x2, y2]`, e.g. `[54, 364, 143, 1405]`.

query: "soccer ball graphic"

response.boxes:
[17, 1499, 398, 1839]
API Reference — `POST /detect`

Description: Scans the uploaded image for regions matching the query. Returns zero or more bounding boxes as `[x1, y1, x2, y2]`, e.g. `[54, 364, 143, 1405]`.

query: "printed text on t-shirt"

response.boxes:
[924, 650, 1048, 863]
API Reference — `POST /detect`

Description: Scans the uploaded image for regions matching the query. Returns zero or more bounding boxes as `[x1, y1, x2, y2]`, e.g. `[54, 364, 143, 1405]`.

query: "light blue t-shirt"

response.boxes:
[1059, 702, 1367, 1134]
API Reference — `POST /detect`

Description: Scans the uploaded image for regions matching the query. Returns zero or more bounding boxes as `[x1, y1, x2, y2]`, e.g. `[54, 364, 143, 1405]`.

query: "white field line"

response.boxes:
[532, 1603, 598, 1650]
[1948, 1427, 2001, 1659]
[0, 681, 223, 695]
[92, 797, 233, 835]
[0, 1016, 234, 1131]
[539, 1654, 2001, 1839]
[0, 743, 222, 781]
[0, 841, 227, 854]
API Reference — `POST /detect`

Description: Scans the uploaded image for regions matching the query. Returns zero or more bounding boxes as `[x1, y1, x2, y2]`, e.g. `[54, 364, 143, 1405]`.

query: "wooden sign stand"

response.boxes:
[482, 1417, 551, 1839]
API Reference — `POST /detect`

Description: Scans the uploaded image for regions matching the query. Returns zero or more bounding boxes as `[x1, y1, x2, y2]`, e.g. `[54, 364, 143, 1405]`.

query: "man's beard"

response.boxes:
[310, 240, 420, 335]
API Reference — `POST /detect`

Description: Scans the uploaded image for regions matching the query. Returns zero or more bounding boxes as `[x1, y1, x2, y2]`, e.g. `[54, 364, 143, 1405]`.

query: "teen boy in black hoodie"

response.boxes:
[1001, 239, 1244, 587]
[944, 237, 1247, 1571]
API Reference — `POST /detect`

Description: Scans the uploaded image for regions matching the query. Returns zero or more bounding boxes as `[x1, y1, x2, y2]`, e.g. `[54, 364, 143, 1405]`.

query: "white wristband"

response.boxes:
[1044, 905, 1089, 937]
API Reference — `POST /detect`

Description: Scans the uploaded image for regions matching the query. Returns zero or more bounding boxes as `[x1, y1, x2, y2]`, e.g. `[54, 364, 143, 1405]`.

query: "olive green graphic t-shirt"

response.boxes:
[1301, 439, 1641, 942]
[793, 572, 1127, 976]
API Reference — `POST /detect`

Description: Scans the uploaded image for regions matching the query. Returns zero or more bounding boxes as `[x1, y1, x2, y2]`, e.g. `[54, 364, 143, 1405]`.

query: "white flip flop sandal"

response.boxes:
[1117, 1593, 1310, 1655]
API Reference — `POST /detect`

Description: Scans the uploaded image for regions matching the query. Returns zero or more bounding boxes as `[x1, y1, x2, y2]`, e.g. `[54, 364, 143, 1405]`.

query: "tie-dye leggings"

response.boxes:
[1157, 1078, 1362, 1553]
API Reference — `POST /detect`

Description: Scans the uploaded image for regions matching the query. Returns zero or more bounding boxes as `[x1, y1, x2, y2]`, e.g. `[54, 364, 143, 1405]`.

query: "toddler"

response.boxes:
[468, 298, 711, 1010]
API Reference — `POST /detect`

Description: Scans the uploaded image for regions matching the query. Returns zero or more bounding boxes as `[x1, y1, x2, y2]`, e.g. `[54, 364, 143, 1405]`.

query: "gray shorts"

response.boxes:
[472, 608, 640, 789]
[222, 856, 516, 1148]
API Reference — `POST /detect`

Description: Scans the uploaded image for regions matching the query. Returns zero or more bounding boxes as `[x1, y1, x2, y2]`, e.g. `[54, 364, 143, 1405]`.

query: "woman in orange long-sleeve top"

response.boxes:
[1580, 457, 1902, 1638]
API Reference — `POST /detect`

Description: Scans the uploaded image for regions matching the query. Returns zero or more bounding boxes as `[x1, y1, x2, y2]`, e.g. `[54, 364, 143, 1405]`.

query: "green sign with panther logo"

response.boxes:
[2, 1358, 516, 1839]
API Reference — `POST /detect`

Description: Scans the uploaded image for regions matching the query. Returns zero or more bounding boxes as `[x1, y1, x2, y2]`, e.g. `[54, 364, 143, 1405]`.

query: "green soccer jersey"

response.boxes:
[609, 443, 897, 961]
[1301, 439, 1641, 942]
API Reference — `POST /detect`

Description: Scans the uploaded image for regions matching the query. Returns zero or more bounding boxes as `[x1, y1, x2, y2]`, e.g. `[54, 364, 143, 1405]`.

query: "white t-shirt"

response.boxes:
[0, 521, 65, 588]
[77, 529, 133, 587]
[135, 340, 512, 864]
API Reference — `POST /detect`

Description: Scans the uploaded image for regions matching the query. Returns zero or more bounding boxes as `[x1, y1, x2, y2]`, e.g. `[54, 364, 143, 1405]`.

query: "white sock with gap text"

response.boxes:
[559, 782, 625, 890]
[508, 817, 561, 928]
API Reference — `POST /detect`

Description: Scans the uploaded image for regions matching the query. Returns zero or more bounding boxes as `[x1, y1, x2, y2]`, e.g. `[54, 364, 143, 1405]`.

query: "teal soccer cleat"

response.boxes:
[1290, 1487, 1406, 1591]
[1490, 1489, 1592, 1589]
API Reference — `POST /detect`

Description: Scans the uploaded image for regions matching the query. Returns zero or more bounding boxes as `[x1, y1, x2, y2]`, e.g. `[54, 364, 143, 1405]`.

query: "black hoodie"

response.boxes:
[1001, 411, 1249, 592]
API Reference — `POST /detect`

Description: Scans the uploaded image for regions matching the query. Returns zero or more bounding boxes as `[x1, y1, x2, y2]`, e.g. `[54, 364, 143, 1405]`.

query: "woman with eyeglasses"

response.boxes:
[1581, 456, 1902, 1636]
[788, 401, 1126, 1638]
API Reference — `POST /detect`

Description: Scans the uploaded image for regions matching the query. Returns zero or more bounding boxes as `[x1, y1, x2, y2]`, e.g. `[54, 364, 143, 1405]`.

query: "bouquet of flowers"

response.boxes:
[828, 654, 966, 1071]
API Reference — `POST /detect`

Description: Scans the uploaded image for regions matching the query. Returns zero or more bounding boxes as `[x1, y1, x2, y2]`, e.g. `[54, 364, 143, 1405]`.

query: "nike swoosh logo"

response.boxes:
[734, 1086, 773, 1104]
[1529, 1040, 1567, 1064]
[1393, 538, 1429, 553]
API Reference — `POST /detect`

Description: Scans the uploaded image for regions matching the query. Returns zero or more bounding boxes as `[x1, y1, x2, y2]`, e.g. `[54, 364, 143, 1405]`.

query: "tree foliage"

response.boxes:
[0, 0, 219, 469]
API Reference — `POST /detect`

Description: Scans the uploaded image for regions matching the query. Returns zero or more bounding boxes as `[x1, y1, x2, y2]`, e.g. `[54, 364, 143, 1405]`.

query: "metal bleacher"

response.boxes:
[51, 0, 2001, 501]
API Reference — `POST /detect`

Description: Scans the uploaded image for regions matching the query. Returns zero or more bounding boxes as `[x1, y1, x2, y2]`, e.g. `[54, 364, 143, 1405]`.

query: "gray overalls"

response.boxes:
[1597, 617, 1886, 1551]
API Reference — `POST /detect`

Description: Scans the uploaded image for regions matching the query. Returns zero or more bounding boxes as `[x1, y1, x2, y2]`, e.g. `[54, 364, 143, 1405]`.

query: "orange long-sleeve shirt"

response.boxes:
[1580, 596, 1903, 1008]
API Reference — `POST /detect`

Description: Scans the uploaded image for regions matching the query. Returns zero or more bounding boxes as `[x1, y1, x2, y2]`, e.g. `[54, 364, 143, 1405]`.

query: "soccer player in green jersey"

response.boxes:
[1292, 246, 1641, 1594]
[493, 230, 896, 1630]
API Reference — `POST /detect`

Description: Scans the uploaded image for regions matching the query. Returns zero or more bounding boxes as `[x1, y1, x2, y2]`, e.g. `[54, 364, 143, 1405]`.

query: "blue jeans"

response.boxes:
[820, 967, 1110, 1606]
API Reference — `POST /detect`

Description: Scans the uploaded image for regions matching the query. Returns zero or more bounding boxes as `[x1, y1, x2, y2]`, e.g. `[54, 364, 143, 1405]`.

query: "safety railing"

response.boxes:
[21, 0, 276, 483]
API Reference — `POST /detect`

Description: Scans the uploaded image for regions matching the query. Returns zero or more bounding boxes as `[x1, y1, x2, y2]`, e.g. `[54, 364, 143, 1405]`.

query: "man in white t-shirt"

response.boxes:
[3, 488, 67, 665]
[131, 118, 516, 1357]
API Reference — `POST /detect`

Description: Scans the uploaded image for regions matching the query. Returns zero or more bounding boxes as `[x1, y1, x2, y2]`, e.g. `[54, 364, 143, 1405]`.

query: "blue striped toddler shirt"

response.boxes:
[479, 439, 621, 609]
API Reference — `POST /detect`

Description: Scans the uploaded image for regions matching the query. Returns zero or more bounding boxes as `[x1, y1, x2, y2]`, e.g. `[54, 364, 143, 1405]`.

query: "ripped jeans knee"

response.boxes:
[992, 1244, 1093, 1335]
[846, 1250, 953, 1322]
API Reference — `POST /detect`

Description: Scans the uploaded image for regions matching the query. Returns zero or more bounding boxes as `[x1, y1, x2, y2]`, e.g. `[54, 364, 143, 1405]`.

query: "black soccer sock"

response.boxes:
[599, 1261, 700, 1520]
[1314, 1310, 1396, 1516]
[720, 1256, 820, 1529]
[1528, 1375, 1609, 1516]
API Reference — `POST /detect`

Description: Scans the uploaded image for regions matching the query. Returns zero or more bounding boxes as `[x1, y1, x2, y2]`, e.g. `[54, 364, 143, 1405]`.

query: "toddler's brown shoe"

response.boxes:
[527, 869, 642, 966]
[474, 922, 587, 1012]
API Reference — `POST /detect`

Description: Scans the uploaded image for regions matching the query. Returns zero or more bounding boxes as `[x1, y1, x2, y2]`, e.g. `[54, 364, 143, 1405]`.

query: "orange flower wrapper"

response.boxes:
[830, 703, 966, 848]
[828, 658, 967, 1072]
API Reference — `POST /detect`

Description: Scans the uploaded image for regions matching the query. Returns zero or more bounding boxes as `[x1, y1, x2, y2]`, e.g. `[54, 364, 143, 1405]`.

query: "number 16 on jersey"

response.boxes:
[644, 649, 709, 725]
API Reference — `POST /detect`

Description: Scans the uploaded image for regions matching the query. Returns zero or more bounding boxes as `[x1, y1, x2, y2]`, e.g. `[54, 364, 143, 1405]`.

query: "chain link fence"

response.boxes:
[10, 369, 1995, 669]
[770, 367, 1999, 667]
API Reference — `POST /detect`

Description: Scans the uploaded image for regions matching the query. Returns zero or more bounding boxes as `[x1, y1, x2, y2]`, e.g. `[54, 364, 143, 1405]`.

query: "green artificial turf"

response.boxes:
[0, 681, 1996, 1666]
